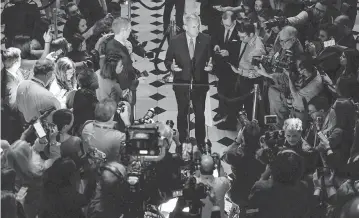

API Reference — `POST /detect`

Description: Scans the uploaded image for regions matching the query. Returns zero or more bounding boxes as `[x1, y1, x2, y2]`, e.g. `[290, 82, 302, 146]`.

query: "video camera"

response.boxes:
[252, 50, 295, 70]
[257, 130, 285, 164]
[264, 16, 287, 29]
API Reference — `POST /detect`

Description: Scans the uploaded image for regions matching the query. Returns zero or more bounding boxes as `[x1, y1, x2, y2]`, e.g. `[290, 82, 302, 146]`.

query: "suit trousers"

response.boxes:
[174, 87, 207, 145]
[163, 0, 185, 32]
[268, 87, 290, 129]
[217, 71, 238, 118]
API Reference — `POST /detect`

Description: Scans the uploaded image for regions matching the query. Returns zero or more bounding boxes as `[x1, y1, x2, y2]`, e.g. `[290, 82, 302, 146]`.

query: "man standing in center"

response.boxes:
[165, 13, 213, 150]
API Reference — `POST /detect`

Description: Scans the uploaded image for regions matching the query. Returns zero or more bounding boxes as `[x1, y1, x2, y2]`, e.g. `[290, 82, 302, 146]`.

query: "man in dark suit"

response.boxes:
[165, 14, 213, 149]
[212, 11, 241, 130]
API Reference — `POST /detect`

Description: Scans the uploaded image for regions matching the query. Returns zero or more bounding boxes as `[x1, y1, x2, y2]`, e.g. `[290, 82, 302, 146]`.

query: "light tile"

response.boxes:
[135, 98, 159, 118]
[136, 84, 158, 98]
[157, 84, 174, 97]
[158, 96, 177, 111]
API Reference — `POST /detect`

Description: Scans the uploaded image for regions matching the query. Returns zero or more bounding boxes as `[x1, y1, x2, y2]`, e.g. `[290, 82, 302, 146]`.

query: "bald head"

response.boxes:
[200, 155, 215, 175]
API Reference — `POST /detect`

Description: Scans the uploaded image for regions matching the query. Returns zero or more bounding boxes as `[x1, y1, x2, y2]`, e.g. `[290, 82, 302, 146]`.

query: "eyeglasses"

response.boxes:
[314, 7, 326, 14]
[279, 37, 293, 44]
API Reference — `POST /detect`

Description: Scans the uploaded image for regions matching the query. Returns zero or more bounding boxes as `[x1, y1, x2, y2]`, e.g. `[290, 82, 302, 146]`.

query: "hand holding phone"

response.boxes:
[33, 120, 47, 139]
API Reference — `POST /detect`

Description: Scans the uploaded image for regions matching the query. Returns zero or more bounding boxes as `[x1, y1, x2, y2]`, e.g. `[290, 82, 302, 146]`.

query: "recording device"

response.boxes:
[252, 50, 294, 70]
[264, 115, 278, 125]
[324, 39, 335, 48]
[317, 131, 330, 145]
[133, 108, 156, 125]
[257, 130, 285, 164]
[125, 125, 161, 156]
[264, 16, 287, 29]
[30, 106, 57, 139]
[33, 120, 47, 139]
[87, 147, 107, 162]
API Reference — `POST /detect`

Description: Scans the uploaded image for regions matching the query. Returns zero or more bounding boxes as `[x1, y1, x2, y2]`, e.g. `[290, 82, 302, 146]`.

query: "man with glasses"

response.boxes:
[259, 26, 303, 129]
[286, 2, 333, 42]
[230, 22, 266, 122]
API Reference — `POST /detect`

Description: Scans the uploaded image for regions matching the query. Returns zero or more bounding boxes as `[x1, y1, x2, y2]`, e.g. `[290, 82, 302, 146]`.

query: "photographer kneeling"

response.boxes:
[81, 98, 131, 163]
[258, 118, 316, 180]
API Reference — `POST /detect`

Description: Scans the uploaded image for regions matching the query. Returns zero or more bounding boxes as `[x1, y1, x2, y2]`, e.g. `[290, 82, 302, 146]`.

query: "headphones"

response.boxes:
[99, 162, 126, 185]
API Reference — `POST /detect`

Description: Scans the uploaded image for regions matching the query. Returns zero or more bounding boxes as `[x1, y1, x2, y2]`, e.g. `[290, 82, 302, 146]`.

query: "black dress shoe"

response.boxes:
[216, 120, 237, 131]
[213, 113, 225, 122]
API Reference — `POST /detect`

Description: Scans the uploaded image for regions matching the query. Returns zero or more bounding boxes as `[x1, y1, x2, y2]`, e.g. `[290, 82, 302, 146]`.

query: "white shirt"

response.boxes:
[224, 24, 236, 42]
[186, 33, 197, 51]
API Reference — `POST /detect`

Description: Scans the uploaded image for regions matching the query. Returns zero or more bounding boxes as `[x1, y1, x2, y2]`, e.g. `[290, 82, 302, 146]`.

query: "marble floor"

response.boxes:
[1, 0, 359, 173]
[125, 1, 237, 165]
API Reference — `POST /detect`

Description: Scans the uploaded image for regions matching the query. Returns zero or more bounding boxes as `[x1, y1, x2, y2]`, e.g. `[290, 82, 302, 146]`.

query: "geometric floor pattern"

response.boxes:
[2, 0, 359, 172]
[127, 0, 238, 159]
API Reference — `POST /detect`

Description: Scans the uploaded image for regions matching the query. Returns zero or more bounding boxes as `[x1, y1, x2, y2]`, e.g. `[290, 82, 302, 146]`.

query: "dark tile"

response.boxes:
[149, 93, 166, 101]
[131, 14, 140, 18]
[150, 59, 164, 64]
[154, 106, 166, 115]
[189, 121, 195, 131]
[150, 69, 163, 76]
[209, 80, 218, 88]
[211, 93, 219, 101]
[131, 6, 139, 10]
[58, 21, 65, 26]
[131, 21, 139, 26]
[149, 80, 165, 88]
[151, 38, 162, 44]
[217, 137, 235, 147]
[151, 29, 163, 35]
[212, 107, 220, 113]
[151, 21, 163, 26]
[151, 13, 162, 18]
[150, 48, 164, 53]
[189, 107, 194, 114]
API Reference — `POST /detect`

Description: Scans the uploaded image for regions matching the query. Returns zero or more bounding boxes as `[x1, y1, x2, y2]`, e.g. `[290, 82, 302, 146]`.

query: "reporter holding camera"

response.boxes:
[81, 98, 130, 163]
[284, 54, 323, 129]
[258, 118, 316, 181]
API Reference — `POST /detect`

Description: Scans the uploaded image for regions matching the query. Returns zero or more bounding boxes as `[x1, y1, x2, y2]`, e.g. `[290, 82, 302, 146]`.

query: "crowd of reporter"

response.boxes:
[2, 0, 359, 218]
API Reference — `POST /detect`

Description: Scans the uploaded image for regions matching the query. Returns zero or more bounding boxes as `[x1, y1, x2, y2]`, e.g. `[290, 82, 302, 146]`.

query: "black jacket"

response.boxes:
[165, 32, 212, 92]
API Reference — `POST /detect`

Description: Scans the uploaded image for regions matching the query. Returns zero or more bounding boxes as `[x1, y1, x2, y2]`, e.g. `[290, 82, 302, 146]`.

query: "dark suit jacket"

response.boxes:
[212, 23, 242, 73]
[165, 32, 212, 92]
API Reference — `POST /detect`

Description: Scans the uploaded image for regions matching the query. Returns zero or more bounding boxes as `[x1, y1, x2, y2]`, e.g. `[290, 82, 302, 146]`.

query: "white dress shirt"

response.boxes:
[224, 25, 236, 42]
[186, 33, 197, 50]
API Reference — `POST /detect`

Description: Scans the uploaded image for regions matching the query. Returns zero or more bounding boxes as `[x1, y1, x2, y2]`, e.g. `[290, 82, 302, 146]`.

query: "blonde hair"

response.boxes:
[55, 57, 76, 90]
[112, 17, 131, 34]
[283, 118, 303, 132]
[6, 140, 42, 182]
[2, 47, 21, 69]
